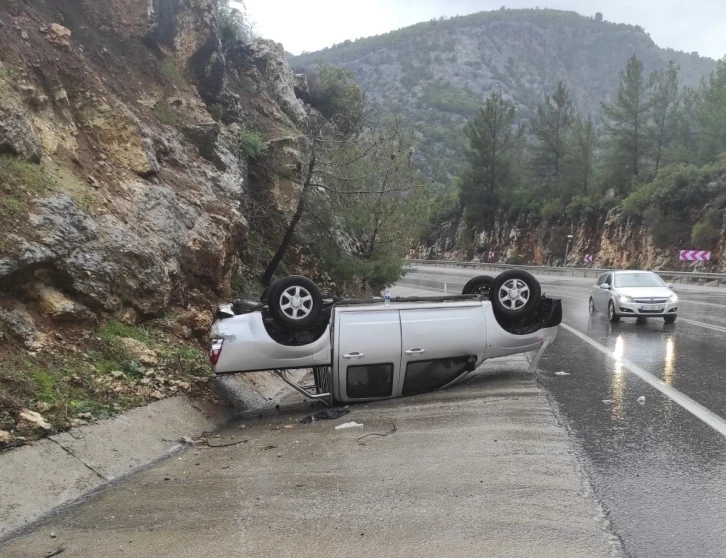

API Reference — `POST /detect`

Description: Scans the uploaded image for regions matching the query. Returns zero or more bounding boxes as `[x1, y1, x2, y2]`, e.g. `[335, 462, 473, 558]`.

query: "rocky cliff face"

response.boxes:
[0, 0, 309, 328]
[0, 0, 320, 442]
[423, 204, 726, 272]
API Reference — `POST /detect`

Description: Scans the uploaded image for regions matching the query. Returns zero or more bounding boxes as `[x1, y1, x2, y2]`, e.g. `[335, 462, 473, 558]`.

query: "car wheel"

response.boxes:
[608, 301, 620, 323]
[268, 276, 323, 331]
[462, 275, 495, 296]
[664, 315, 677, 324]
[490, 270, 541, 320]
[588, 297, 595, 315]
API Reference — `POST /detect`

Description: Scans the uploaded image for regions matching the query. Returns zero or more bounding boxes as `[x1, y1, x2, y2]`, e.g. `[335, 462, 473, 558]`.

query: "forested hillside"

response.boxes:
[290, 9, 715, 180]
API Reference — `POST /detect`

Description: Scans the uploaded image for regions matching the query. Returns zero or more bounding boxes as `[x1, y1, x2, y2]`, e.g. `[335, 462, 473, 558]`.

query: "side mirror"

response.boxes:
[666, 283, 674, 289]
[599, 284, 610, 290]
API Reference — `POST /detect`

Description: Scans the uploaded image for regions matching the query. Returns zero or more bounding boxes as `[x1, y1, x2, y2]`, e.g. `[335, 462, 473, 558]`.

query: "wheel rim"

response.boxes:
[609, 303, 614, 320]
[498, 278, 530, 310]
[279, 286, 313, 320]
[589, 299, 594, 314]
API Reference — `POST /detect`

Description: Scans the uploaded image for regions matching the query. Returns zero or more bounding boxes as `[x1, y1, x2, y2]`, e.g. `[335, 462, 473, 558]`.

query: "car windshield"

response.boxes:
[614, 273, 664, 288]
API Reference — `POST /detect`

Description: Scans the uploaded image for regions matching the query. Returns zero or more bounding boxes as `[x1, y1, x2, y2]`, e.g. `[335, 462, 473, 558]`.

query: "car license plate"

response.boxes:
[640, 305, 664, 311]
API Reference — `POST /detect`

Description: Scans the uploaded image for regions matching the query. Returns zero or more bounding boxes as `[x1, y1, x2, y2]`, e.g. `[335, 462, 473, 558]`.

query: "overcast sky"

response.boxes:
[233, 0, 726, 60]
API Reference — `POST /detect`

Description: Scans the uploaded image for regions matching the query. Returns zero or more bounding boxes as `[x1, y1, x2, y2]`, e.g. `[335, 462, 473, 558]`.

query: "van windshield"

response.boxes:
[614, 273, 664, 288]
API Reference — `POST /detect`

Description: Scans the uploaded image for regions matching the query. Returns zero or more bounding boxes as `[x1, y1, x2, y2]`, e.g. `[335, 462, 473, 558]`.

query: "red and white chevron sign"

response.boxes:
[488, 251, 495, 259]
[584, 254, 593, 264]
[679, 250, 711, 262]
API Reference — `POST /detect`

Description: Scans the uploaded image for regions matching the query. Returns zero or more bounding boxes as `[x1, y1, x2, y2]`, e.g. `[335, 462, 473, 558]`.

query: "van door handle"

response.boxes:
[343, 352, 365, 360]
[405, 348, 426, 356]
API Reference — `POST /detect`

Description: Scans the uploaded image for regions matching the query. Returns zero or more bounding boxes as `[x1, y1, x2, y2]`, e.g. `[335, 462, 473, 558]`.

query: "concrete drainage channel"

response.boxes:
[0, 372, 307, 543]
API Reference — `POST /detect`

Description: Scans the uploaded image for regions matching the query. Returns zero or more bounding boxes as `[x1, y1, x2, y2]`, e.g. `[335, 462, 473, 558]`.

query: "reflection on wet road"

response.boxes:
[401, 267, 726, 557]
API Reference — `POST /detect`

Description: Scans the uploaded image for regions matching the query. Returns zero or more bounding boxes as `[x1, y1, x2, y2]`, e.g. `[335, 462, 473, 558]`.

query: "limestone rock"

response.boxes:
[32, 284, 97, 323]
[0, 106, 43, 162]
[241, 39, 308, 126]
[46, 23, 72, 47]
[0, 430, 11, 444]
[17, 409, 52, 435]
[0, 309, 37, 347]
[293, 73, 311, 103]
[118, 337, 158, 366]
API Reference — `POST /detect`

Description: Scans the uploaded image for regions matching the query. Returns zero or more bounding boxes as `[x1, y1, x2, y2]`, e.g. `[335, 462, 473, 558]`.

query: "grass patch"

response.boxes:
[100, 321, 154, 344]
[153, 99, 178, 126]
[160, 60, 186, 89]
[0, 194, 22, 214]
[0, 154, 54, 193]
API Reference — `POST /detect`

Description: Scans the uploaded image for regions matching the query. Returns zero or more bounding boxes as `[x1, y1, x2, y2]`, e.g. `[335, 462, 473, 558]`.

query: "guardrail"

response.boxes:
[408, 259, 726, 287]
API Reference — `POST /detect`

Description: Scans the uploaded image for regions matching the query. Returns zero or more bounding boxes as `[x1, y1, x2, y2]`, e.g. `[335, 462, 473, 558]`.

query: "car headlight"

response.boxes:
[669, 293, 678, 303]
[618, 294, 633, 303]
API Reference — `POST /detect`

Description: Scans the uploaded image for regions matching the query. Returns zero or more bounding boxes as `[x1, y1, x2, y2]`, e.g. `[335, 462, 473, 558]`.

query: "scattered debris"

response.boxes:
[300, 408, 350, 424]
[50, 531, 56, 538]
[357, 423, 397, 443]
[44, 548, 65, 558]
[262, 445, 278, 450]
[602, 399, 613, 404]
[335, 422, 364, 430]
[179, 436, 194, 445]
[201, 430, 248, 448]
[637, 396, 646, 404]
[554, 371, 570, 376]
[17, 409, 52, 434]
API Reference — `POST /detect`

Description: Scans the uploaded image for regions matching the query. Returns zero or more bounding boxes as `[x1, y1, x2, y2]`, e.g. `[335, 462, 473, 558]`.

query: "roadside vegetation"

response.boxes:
[451, 55, 726, 252]
[0, 317, 212, 448]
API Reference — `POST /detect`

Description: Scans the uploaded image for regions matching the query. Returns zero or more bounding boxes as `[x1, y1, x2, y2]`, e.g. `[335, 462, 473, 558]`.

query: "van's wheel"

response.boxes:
[490, 270, 541, 320]
[664, 315, 677, 324]
[589, 297, 596, 315]
[462, 275, 495, 296]
[268, 276, 323, 330]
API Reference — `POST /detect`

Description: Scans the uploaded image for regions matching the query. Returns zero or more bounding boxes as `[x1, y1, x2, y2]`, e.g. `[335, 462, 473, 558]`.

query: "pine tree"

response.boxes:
[564, 115, 597, 196]
[530, 81, 574, 182]
[697, 57, 726, 164]
[601, 55, 654, 184]
[649, 61, 680, 175]
[459, 91, 524, 227]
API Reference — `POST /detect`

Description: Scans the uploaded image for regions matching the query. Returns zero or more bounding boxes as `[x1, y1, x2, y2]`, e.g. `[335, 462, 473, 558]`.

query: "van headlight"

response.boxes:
[618, 295, 633, 303]
[669, 293, 679, 303]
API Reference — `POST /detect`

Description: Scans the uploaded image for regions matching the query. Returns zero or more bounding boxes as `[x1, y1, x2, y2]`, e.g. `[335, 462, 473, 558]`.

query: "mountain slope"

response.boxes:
[290, 9, 716, 179]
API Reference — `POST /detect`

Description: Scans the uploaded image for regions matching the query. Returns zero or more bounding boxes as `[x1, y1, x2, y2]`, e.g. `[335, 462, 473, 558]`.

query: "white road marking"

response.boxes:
[561, 323, 726, 439]
[679, 318, 726, 334]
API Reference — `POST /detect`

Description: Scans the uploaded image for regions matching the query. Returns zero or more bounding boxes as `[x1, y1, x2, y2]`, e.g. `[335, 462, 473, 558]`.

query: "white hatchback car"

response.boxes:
[589, 270, 679, 324]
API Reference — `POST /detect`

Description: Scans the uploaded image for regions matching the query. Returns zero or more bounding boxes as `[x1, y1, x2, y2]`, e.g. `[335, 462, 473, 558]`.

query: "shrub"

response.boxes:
[237, 128, 267, 158]
[160, 61, 185, 89]
[540, 199, 565, 222]
[153, 100, 178, 126]
[208, 103, 224, 122]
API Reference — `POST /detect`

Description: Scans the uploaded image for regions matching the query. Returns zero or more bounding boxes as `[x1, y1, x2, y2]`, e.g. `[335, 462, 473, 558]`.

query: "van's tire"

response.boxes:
[664, 315, 677, 324]
[268, 276, 323, 330]
[462, 275, 495, 297]
[490, 270, 541, 320]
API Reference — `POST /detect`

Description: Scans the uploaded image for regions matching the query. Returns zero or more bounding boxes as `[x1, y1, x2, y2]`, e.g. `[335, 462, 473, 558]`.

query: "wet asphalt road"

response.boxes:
[401, 266, 726, 558]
